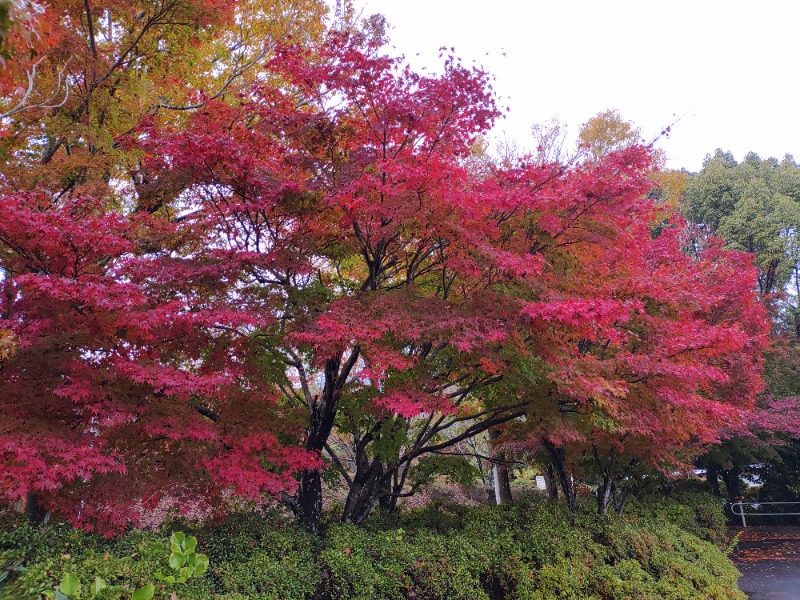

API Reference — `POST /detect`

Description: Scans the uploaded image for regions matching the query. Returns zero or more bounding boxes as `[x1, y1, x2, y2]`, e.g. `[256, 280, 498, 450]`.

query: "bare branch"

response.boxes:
[1, 58, 71, 119]
[157, 43, 274, 111]
[83, 0, 98, 59]
[323, 442, 353, 487]
[285, 347, 314, 409]
[431, 449, 519, 467]
[336, 345, 361, 390]
[408, 406, 526, 460]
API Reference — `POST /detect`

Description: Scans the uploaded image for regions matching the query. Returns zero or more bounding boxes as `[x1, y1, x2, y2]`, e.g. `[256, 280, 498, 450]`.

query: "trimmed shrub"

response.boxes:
[1, 490, 744, 600]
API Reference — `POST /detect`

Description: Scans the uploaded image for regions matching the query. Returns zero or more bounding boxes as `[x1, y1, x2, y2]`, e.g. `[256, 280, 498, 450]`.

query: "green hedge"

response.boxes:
[624, 482, 730, 546]
[0, 490, 743, 600]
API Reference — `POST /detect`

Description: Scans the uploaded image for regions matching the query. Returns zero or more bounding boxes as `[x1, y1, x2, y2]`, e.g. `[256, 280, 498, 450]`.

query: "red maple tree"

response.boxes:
[0, 191, 320, 532]
[485, 163, 770, 512]
[0, 25, 771, 533]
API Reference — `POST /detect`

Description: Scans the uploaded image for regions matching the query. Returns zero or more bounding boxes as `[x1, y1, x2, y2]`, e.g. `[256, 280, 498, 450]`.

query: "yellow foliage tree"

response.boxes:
[577, 109, 642, 161]
[0, 0, 328, 202]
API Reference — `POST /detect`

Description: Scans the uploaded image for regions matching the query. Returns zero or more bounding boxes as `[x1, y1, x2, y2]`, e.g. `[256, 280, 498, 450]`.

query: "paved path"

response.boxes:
[731, 526, 800, 599]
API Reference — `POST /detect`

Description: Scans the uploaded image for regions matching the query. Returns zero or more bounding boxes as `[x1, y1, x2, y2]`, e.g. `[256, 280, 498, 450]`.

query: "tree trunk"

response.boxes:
[378, 463, 409, 514]
[706, 465, 722, 497]
[488, 428, 512, 505]
[544, 463, 559, 499]
[298, 357, 342, 533]
[22, 491, 48, 522]
[493, 462, 513, 505]
[542, 438, 576, 511]
[342, 482, 383, 525]
[377, 491, 395, 513]
[474, 450, 489, 487]
[341, 459, 388, 524]
[298, 470, 323, 533]
[597, 474, 613, 515]
[613, 485, 632, 515]
[721, 467, 742, 502]
[592, 445, 616, 516]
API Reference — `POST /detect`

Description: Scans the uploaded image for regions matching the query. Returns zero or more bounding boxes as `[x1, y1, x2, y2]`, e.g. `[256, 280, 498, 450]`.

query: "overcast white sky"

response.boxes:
[359, 0, 800, 171]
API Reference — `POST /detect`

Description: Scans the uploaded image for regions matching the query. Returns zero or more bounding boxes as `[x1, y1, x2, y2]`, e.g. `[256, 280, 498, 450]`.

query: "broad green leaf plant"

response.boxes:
[46, 532, 207, 600]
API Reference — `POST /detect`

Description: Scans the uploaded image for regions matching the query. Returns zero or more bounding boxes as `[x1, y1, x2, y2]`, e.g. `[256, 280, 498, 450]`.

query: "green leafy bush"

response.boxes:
[1, 490, 744, 600]
[625, 485, 729, 546]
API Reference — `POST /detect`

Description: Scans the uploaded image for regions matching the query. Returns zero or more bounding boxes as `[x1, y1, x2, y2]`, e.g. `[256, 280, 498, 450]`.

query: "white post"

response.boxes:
[736, 503, 747, 527]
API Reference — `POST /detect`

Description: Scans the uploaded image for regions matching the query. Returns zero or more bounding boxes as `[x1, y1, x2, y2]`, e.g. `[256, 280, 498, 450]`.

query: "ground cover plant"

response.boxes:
[0, 490, 744, 600]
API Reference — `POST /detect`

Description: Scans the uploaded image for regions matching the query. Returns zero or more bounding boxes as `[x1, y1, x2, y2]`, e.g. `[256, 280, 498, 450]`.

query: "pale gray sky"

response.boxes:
[360, 0, 800, 171]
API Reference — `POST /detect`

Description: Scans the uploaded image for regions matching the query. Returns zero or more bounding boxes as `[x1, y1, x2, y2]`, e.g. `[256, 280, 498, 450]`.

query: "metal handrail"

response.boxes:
[730, 501, 800, 527]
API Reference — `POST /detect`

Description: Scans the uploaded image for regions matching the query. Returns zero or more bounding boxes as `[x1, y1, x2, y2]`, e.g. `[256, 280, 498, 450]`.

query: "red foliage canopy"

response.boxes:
[0, 30, 771, 530]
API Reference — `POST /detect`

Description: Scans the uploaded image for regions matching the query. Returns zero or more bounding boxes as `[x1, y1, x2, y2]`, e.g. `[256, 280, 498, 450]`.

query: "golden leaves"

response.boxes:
[0, 328, 15, 362]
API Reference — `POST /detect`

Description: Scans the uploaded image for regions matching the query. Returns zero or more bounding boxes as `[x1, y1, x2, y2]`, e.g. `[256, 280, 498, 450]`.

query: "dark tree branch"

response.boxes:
[323, 442, 353, 487]
[191, 403, 220, 423]
[84, 0, 98, 59]
[407, 406, 527, 461]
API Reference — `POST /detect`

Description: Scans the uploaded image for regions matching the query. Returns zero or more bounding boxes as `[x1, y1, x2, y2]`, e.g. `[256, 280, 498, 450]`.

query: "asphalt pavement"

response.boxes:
[732, 526, 800, 599]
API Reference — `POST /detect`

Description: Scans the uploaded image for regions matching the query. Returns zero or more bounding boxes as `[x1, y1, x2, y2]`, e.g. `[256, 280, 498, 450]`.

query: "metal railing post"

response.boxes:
[730, 501, 800, 527]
